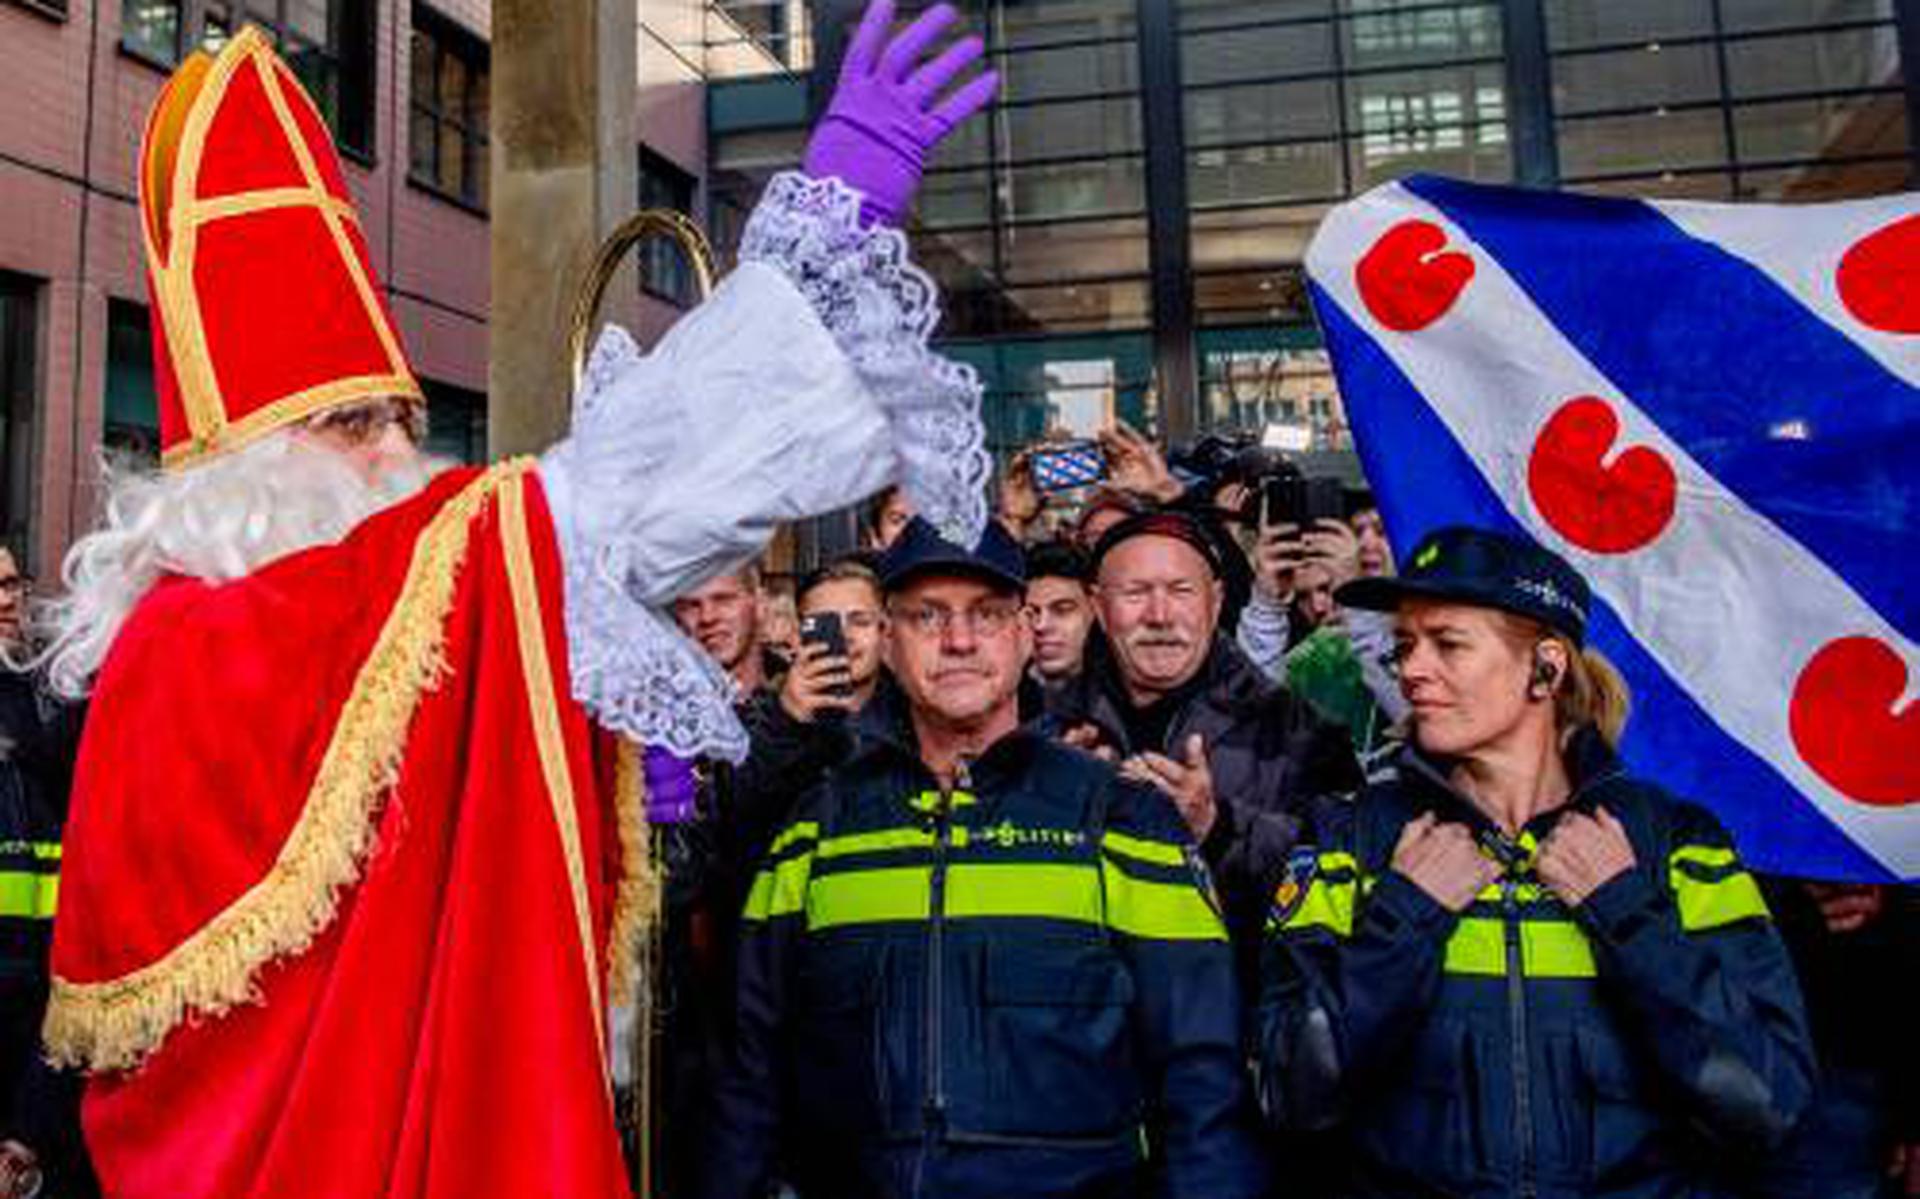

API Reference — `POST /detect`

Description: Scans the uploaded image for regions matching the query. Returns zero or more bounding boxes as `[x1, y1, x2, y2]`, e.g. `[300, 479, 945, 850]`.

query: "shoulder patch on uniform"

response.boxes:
[1269, 845, 1320, 927]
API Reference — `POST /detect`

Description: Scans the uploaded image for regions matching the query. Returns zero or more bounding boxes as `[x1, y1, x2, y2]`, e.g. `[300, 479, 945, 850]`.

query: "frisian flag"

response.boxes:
[1305, 175, 1918, 883]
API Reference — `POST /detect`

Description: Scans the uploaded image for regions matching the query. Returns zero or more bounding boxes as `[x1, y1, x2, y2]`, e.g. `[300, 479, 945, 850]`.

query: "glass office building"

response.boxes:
[707, 0, 1914, 460]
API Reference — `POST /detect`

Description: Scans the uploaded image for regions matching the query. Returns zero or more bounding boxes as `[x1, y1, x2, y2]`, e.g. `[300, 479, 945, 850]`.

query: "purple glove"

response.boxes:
[642, 745, 699, 826]
[802, 0, 999, 227]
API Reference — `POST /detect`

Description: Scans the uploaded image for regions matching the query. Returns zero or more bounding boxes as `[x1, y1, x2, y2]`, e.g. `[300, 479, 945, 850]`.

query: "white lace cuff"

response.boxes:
[541, 329, 750, 762]
[740, 171, 991, 546]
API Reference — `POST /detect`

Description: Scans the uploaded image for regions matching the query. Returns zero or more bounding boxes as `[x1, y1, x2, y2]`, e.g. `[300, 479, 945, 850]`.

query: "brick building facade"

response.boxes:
[0, 0, 726, 575]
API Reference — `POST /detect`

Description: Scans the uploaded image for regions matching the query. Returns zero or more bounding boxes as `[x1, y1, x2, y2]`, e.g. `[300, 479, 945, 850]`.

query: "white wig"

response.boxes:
[30, 427, 438, 700]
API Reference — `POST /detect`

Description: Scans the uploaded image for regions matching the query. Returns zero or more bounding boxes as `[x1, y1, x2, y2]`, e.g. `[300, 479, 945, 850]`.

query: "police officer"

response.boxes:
[701, 517, 1265, 1199]
[1258, 526, 1813, 1199]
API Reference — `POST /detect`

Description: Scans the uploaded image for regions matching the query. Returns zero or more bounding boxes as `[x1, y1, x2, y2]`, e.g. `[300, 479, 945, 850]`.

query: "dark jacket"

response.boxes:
[1744, 877, 1920, 1199]
[1258, 729, 1815, 1199]
[1044, 635, 1363, 953]
[0, 674, 93, 1196]
[700, 721, 1267, 1199]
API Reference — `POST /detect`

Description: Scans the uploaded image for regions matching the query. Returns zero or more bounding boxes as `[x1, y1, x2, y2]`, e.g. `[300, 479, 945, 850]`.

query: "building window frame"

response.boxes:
[408, 5, 491, 214]
[104, 298, 162, 465]
[1544, 2, 1911, 198]
[637, 147, 700, 309]
[0, 274, 42, 566]
[7, 0, 69, 22]
[117, 0, 377, 160]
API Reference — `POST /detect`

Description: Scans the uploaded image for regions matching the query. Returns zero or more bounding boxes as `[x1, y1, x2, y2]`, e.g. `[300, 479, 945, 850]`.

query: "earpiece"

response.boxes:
[1530, 650, 1560, 697]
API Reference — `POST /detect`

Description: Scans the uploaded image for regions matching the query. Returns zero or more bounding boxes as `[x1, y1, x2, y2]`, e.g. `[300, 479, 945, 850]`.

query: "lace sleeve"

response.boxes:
[540, 173, 992, 764]
[740, 171, 991, 546]
[542, 328, 752, 763]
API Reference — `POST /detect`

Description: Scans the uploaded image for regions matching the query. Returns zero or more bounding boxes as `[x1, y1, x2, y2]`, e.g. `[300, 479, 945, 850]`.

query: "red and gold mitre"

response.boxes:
[140, 25, 422, 469]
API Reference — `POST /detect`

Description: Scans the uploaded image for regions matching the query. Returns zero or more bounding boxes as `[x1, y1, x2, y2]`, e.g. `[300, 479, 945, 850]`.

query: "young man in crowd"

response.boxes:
[675, 565, 775, 698]
[706, 560, 899, 943]
[702, 517, 1265, 1199]
[1021, 541, 1096, 691]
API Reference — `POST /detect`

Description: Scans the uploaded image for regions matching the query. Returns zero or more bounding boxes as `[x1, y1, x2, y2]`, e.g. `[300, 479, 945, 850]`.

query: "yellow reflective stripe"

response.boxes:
[1671, 868, 1768, 932]
[818, 827, 938, 858]
[768, 821, 821, 856]
[1444, 917, 1505, 975]
[1670, 845, 1737, 871]
[1101, 860, 1226, 942]
[1443, 917, 1597, 978]
[808, 867, 932, 929]
[1282, 876, 1356, 937]
[1100, 830, 1186, 868]
[907, 789, 978, 814]
[1667, 844, 1768, 932]
[0, 872, 58, 919]
[1523, 921, 1598, 978]
[1316, 850, 1359, 874]
[807, 863, 1107, 930]
[743, 852, 815, 921]
[948, 863, 1102, 923]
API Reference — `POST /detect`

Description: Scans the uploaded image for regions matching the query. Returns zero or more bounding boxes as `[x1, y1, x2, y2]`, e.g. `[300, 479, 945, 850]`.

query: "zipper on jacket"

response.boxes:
[1502, 871, 1537, 1199]
[923, 761, 965, 1134]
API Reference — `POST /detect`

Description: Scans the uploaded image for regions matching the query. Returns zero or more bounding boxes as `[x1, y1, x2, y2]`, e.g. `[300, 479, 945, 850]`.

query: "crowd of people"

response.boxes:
[0, 1, 1911, 1196]
[1, 422, 1914, 1198]
[628, 422, 1918, 1199]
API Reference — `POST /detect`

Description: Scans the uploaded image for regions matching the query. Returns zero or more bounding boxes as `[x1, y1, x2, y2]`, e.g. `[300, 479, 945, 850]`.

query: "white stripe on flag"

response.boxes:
[1652, 193, 1920, 389]
[1306, 181, 1920, 877]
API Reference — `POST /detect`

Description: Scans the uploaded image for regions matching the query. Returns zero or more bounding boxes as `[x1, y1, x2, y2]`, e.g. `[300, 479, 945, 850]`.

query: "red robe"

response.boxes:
[46, 461, 642, 1199]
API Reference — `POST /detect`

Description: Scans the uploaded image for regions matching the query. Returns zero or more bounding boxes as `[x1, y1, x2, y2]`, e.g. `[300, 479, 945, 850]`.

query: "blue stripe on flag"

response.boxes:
[1403, 174, 1920, 638]
[1312, 281, 1894, 883]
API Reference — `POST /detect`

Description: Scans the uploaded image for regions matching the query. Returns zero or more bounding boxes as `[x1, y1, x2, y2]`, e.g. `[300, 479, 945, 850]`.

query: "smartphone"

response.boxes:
[1029, 441, 1109, 494]
[798, 611, 853, 698]
[1262, 476, 1347, 527]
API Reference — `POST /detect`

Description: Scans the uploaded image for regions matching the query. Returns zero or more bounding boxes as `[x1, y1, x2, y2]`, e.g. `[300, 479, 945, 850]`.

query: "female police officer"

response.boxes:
[1257, 526, 1813, 1199]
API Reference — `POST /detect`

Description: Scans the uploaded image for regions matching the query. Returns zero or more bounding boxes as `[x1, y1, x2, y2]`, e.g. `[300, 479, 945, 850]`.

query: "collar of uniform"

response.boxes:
[1392, 723, 1628, 852]
[843, 697, 1050, 799]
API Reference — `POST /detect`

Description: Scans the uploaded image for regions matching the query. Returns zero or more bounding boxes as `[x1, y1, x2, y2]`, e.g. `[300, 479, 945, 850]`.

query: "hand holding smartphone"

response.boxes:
[784, 612, 857, 725]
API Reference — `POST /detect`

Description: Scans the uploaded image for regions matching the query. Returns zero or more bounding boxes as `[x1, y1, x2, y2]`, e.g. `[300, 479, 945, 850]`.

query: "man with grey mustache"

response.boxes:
[1046, 510, 1363, 970]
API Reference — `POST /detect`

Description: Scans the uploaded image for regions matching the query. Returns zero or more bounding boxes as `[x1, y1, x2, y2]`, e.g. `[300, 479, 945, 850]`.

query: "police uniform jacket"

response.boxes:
[1258, 727, 1814, 1199]
[700, 719, 1266, 1199]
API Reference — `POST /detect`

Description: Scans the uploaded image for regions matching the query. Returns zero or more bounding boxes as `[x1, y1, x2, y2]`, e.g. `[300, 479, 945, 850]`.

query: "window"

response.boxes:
[1546, 0, 1908, 200]
[0, 276, 40, 556]
[712, 0, 793, 68]
[638, 149, 699, 308]
[104, 300, 162, 464]
[409, 7, 490, 210]
[420, 379, 486, 464]
[1178, 1, 1510, 329]
[121, 0, 181, 61]
[120, 0, 375, 157]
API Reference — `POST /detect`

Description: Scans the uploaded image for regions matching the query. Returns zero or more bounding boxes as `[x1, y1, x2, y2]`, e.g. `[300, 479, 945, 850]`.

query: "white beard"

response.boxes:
[25, 432, 448, 700]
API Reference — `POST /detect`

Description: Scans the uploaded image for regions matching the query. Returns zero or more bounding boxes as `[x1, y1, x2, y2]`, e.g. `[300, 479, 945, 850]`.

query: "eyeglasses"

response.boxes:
[308, 399, 424, 446]
[890, 601, 1021, 639]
